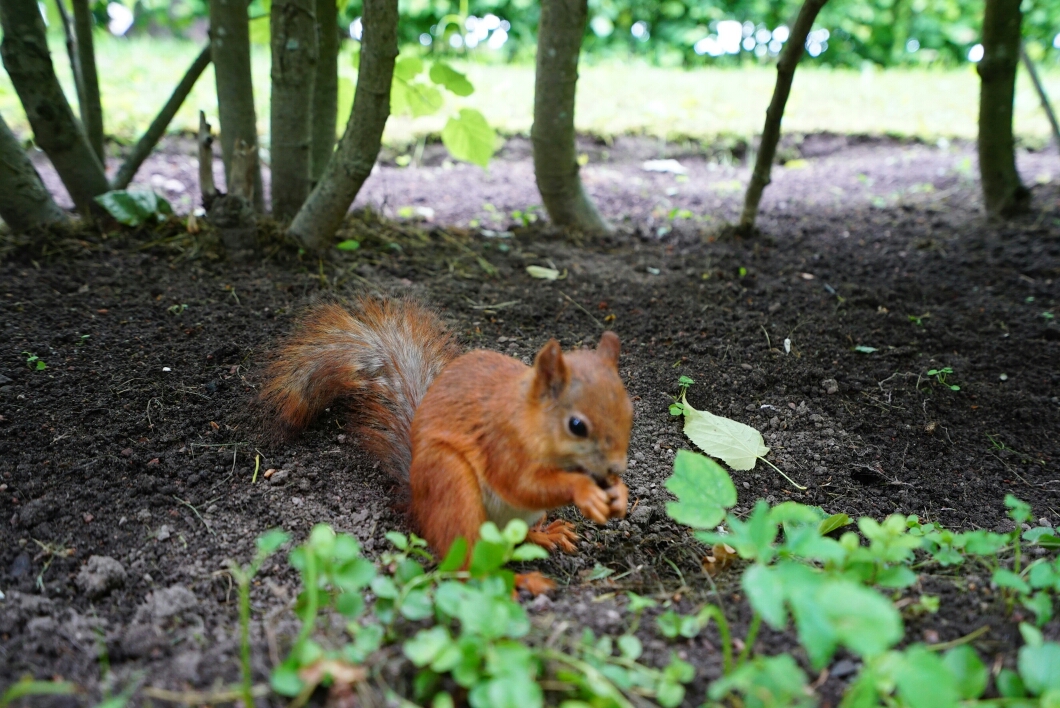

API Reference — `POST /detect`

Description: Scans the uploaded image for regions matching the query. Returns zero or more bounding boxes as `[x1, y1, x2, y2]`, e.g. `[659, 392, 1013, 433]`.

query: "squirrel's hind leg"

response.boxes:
[527, 519, 579, 554]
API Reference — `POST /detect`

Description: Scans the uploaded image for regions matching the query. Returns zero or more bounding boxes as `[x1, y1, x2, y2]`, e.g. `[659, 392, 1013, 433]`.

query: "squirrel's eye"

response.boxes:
[568, 417, 589, 437]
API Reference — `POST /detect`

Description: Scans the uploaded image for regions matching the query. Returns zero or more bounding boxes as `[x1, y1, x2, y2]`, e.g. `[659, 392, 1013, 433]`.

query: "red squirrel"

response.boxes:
[260, 297, 633, 589]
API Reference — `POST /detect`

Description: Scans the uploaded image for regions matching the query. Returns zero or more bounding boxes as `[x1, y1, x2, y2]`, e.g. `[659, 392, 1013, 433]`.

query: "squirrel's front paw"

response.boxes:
[604, 477, 628, 519]
[528, 519, 579, 554]
[573, 480, 611, 525]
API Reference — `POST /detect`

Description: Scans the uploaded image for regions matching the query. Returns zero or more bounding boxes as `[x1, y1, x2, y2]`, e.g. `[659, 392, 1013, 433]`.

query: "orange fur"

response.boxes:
[260, 297, 634, 562]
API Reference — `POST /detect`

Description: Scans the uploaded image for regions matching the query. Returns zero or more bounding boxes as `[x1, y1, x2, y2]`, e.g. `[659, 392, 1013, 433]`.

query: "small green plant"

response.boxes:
[0, 678, 77, 708]
[229, 529, 289, 708]
[927, 366, 960, 391]
[94, 190, 172, 227]
[908, 313, 930, 326]
[267, 520, 694, 708]
[21, 351, 46, 370]
[389, 55, 496, 168]
[661, 449, 1060, 706]
[167, 303, 188, 316]
[511, 205, 540, 227]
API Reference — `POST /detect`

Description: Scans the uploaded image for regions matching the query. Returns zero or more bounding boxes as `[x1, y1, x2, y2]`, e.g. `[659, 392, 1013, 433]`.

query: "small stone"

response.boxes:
[1040, 518, 1053, 529]
[529, 594, 554, 612]
[291, 496, 304, 506]
[77, 555, 127, 599]
[831, 659, 858, 678]
[156, 524, 171, 541]
[206, 505, 218, 514]
[0, 374, 11, 384]
[629, 505, 654, 527]
[136, 509, 152, 521]
[822, 378, 839, 395]
[814, 466, 828, 476]
[121, 448, 134, 457]
[118, 516, 127, 526]
[269, 469, 290, 485]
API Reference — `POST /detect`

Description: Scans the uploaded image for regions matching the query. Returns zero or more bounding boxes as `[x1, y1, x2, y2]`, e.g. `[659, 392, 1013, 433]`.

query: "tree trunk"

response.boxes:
[739, 0, 829, 233]
[0, 112, 67, 231]
[310, 0, 338, 185]
[112, 46, 211, 189]
[270, 0, 318, 219]
[0, 0, 109, 214]
[71, 0, 103, 162]
[531, 0, 607, 232]
[209, 0, 264, 211]
[977, 0, 1028, 217]
[287, 0, 397, 251]
[1019, 44, 1060, 157]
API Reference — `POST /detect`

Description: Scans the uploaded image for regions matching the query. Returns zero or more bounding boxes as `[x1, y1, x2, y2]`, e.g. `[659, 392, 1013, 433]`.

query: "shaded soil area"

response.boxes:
[3, 136, 1060, 706]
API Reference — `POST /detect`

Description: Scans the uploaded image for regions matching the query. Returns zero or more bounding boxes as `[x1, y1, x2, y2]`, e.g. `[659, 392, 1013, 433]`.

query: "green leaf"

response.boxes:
[656, 610, 683, 639]
[894, 646, 961, 708]
[708, 654, 812, 707]
[819, 578, 903, 660]
[876, 565, 918, 588]
[334, 557, 376, 591]
[270, 665, 304, 696]
[336, 239, 360, 251]
[679, 395, 770, 471]
[655, 681, 684, 708]
[586, 563, 615, 581]
[943, 645, 988, 699]
[308, 523, 336, 552]
[511, 543, 549, 561]
[854, 345, 878, 353]
[392, 79, 444, 117]
[664, 450, 737, 529]
[370, 576, 399, 599]
[1025, 527, 1060, 548]
[997, 668, 1027, 698]
[400, 589, 434, 621]
[404, 626, 452, 667]
[428, 61, 474, 96]
[469, 674, 543, 708]
[526, 265, 561, 280]
[819, 513, 852, 535]
[393, 55, 424, 81]
[256, 528, 290, 556]
[335, 591, 365, 618]
[501, 519, 529, 545]
[439, 537, 469, 572]
[1019, 641, 1060, 695]
[441, 108, 496, 168]
[95, 190, 172, 227]
[743, 564, 787, 629]
[1006, 495, 1033, 524]
[726, 501, 779, 563]
[469, 540, 507, 577]
[626, 592, 657, 613]
[385, 531, 409, 550]
[1, 679, 77, 707]
[993, 568, 1031, 594]
[432, 692, 455, 708]
[618, 634, 642, 660]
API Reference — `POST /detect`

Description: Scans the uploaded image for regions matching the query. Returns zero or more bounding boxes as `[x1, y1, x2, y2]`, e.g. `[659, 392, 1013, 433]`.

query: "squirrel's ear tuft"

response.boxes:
[597, 331, 621, 369]
[531, 339, 569, 399]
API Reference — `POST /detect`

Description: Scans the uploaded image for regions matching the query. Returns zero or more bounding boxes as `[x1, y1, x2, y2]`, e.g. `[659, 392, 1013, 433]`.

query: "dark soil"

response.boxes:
[2, 135, 1059, 706]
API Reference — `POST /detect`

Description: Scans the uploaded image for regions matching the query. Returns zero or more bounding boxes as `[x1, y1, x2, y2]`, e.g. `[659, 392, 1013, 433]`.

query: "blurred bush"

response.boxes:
[74, 0, 1060, 68]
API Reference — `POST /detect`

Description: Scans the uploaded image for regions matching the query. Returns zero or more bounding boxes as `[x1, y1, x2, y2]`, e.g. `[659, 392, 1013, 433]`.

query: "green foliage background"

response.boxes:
[79, 0, 1060, 68]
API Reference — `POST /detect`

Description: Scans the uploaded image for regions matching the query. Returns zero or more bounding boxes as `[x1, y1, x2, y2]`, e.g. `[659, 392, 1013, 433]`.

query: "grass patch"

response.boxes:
[1, 36, 1059, 148]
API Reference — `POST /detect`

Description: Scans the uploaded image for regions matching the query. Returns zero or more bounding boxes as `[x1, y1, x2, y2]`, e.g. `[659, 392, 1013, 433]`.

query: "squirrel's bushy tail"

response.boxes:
[260, 297, 459, 480]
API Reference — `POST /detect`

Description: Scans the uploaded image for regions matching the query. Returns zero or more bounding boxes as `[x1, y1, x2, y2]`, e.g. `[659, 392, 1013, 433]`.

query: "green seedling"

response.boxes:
[927, 366, 960, 391]
[167, 303, 188, 316]
[511, 205, 540, 227]
[908, 313, 930, 326]
[229, 529, 289, 708]
[21, 351, 46, 370]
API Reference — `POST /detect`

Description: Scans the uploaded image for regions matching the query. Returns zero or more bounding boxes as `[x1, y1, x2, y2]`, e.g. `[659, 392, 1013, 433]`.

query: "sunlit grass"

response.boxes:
[1, 35, 1058, 148]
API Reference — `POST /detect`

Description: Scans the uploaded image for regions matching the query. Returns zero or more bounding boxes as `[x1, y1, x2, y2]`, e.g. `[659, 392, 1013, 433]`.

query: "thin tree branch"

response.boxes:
[71, 0, 103, 161]
[112, 45, 211, 190]
[1019, 43, 1060, 155]
[739, 0, 829, 234]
